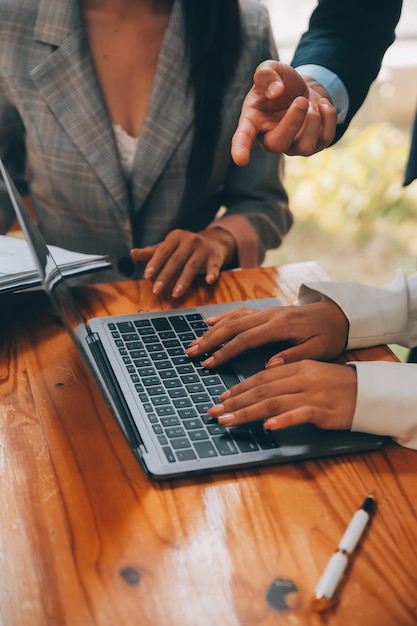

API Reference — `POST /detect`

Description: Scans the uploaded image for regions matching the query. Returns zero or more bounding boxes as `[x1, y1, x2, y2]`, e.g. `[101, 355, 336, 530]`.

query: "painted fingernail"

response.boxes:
[264, 418, 279, 430]
[185, 344, 199, 355]
[172, 284, 184, 298]
[217, 413, 236, 425]
[202, 356, 214, 366]
[152, 281, 164, 294]
[219, 389, 231, 400]
[266, 357, 284, 368]
[144, 267, 155, 279]
[208, 404, 224, 417]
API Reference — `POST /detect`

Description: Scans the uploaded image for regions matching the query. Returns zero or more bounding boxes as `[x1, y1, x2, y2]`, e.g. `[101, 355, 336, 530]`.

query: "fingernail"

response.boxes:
[172, 284, 184, 298]
[219, 389, 231, 400]
[266, 80, 282, 97]
[217, 413, 236, 425]
[152, 281, 164, 294]
[207, 404, 225, 417]
[264, 418, 278, 430]
[205, 273, 216, 285]
[266, 357, 284, 368]
[144, 267, 155, 279]
[202, 356, 214, 367]
[185, 344, 199, 355]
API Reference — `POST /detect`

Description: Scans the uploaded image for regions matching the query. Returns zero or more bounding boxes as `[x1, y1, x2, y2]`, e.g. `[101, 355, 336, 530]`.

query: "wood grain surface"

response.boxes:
[0, 264, 416, 626]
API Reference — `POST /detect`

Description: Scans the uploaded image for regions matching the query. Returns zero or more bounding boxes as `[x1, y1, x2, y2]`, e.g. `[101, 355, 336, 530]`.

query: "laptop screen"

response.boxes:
[0, 159, 90, 343]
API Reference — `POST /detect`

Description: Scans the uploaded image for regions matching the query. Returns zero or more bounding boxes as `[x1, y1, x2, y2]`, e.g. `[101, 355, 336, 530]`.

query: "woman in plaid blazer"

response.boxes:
[0, 0, 292, 294]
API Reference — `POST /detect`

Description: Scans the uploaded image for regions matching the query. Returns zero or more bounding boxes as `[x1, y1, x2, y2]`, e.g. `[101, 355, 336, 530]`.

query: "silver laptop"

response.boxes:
[0, 160, 385, 480]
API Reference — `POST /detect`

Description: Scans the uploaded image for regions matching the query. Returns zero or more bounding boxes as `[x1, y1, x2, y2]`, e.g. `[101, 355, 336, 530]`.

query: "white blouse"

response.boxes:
[113, 124, 140, 178]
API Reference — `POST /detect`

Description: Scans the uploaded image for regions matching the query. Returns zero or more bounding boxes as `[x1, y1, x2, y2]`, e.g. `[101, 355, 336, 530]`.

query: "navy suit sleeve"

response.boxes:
[291, 0, 403, 141]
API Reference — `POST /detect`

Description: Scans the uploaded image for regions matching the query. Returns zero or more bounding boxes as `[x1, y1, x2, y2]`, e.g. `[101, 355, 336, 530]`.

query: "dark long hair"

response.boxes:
[182, 0, 242, 216]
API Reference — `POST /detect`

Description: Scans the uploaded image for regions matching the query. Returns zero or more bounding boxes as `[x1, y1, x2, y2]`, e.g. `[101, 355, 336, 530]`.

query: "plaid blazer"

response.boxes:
[0, 0, 292, 281]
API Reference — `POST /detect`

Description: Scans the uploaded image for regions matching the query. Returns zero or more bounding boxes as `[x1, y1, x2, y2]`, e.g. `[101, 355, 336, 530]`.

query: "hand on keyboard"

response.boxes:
[185, 301, 349, 368]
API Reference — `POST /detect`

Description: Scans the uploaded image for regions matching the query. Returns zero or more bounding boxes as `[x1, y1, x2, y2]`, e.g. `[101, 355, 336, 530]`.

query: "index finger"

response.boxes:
[231, 115, 259, 166]
[231, 63, 286, 166]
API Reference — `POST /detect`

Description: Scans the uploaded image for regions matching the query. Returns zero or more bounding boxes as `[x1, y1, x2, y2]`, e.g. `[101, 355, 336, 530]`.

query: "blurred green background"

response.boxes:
[264, 122, 416, 362]
[265, 123, 417, 287]
[260, 0, 417, 361]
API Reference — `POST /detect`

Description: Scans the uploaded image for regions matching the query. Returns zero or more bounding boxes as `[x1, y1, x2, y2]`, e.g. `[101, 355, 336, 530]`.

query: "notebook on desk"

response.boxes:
[0, 160, 385, 480]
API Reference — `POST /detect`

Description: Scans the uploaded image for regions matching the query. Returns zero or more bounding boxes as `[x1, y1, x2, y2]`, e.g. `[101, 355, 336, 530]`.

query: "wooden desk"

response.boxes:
[0, 263, 416, 626]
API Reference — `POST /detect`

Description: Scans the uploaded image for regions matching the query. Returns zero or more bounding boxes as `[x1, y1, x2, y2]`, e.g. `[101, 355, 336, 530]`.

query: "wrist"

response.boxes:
[203, 227, 237, 265]
[325, 299, 350, 352]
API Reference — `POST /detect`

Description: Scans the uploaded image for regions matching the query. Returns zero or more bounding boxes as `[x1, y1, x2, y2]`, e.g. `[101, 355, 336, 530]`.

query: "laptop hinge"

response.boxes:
[86, 331, 145, 451]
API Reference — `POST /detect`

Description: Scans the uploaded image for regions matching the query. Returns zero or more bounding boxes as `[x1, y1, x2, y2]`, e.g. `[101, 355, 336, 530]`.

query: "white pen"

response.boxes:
[312, 493, 376, 612]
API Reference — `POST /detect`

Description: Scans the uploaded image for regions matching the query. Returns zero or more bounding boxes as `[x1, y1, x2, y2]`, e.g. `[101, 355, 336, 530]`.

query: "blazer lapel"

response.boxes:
[130, 1, 194, 214]
[30, 0, 194, 217]
[30, 0, 130, 215]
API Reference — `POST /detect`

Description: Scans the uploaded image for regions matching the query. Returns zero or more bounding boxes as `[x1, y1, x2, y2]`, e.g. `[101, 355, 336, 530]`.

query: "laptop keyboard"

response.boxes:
[107, 313, 279, 464]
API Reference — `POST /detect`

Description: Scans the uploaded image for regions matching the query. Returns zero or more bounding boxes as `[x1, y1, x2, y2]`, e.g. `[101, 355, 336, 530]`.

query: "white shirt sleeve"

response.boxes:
[298, 270, 417, 350]
[349, 361, 417, 450]
[297, 270, 417, 450]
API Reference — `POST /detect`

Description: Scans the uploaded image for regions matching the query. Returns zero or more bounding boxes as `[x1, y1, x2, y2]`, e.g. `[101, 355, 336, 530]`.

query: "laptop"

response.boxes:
[0, 160, 385, 479]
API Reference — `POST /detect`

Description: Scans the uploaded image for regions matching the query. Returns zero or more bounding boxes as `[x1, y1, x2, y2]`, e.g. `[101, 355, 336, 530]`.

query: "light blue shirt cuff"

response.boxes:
[294, 64, 349, 124]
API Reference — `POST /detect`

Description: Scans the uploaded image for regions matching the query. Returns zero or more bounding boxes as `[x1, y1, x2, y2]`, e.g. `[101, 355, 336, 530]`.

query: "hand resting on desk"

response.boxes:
[184, 300, 357, 432]
[130, 227, 236, 298]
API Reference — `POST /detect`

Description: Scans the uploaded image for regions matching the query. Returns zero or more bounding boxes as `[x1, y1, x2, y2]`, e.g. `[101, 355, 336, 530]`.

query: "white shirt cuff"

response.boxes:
[349, 361, 417, 450]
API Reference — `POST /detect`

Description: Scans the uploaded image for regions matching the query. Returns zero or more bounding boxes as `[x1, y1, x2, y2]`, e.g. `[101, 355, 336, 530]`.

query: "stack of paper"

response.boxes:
[0, 235, 111, 293]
